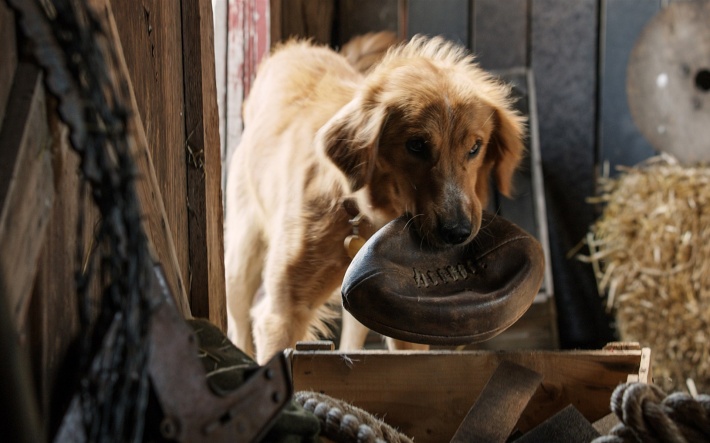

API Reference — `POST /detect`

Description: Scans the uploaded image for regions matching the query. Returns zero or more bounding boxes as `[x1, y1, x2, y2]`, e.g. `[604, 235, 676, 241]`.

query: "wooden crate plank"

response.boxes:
[472, 0, 528, 70]
[0, 0, 17, 130]
[407, 0, 469, 45]
[598, 0, 659, 175]
[337, 0, 399, 46]
[0, 64, 54, 331]
[516, 405, 600, 443]
[451, 361, 542, 442]
[110, 0, 191, 293]
[181, 0, 227, 330]
[291, 348, 646, 442]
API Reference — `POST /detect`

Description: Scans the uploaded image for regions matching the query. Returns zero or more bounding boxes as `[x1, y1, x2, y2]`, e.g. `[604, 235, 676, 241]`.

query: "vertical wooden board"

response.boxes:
[0, 64, 54, 332]
[0, 0, 16, 129]
[110, 0, 190, 290]
[531, 0, 615, 348]
[598, 0, 659, 175]
[407, 0, 469, 45]
[472, 0, 528, 70]
[182, 0, 227, 330]
[29, 114, 86, 435]
[278, 0, 334, 44]
[337, 0, 399, 46]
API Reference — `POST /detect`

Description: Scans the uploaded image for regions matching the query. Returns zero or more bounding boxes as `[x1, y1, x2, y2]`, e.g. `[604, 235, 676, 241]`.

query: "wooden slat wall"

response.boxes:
[110, 0, 191, 296]
[472, 0, 528, 70]
[273, 0, 335, 45]
[0, 0, 227, 431]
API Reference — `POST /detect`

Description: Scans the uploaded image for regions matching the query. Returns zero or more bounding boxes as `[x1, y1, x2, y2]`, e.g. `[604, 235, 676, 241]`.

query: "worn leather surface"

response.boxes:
[341, 211, 545, 345]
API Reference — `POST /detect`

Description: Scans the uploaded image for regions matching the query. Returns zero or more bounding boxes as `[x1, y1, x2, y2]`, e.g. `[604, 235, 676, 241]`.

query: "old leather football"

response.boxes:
[341, 211, 545, 345]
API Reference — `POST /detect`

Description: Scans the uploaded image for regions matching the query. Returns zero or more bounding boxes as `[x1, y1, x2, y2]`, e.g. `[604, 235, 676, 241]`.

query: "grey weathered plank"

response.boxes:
[598, 0, 659, 174]
[531, 0, 615, 348]
[407, 0, 469, 45]
[472, 0, 528, 70]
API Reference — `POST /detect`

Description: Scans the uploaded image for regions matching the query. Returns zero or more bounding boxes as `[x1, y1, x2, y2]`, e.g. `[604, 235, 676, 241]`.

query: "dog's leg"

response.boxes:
[251, 240, 316, 364]
[339, 310, 371, 350]
[224, 218, 266, 358]
[386, 337, 430, 351]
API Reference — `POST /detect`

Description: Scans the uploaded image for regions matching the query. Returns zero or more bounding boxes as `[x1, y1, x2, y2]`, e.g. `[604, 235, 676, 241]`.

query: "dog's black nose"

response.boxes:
[439, 219, 472, 245]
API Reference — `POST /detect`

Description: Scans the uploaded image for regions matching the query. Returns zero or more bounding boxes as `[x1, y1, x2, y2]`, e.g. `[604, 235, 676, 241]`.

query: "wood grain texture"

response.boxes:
[92, 0, 191, 315]
[0, 64, 54, 332]
[181, 0, 227, 330]
[291, 347, 647, 443]
[0, 0, 16, 129]
[29, 114, 86, 435]
[451, 361, 542, 442]
[110, 0, 190, 291]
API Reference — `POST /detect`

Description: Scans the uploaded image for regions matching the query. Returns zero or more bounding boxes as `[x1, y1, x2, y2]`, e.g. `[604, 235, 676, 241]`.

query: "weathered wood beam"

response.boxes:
[181, 0, 227, 330]
[0, 63, 54, 331]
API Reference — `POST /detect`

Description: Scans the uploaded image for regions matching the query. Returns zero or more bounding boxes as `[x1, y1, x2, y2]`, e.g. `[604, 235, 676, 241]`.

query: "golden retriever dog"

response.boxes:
[224, 34, 525, 364]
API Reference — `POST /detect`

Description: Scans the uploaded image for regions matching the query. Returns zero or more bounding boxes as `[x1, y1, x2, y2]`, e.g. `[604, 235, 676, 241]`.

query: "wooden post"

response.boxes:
[181, 0, 228, 331]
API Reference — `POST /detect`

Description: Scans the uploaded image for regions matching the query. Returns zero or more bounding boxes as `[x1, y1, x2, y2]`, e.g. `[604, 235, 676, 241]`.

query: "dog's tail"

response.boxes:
[339, 31, 399, 73]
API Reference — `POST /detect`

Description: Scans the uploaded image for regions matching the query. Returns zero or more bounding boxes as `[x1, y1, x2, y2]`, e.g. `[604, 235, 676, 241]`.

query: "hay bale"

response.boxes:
[583, 154, 710, 393]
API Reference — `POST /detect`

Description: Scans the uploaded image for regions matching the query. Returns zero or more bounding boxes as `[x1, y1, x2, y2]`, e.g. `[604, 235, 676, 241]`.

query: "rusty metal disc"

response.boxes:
[627, 1, 710, 164]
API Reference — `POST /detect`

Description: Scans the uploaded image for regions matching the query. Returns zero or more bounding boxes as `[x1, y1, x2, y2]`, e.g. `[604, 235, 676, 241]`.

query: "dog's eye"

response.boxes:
[468, 139, 483, 159]
[406, 138, 428, 156]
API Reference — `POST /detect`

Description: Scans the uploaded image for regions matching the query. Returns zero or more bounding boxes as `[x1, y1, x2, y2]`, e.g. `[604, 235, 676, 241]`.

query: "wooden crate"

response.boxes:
[289, 342, 651, 443]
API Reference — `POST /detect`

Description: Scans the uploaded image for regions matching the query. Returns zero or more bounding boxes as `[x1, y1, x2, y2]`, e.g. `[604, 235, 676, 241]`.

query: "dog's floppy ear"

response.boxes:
[316, 97, 387, 192]
[487, 106, 526, 197]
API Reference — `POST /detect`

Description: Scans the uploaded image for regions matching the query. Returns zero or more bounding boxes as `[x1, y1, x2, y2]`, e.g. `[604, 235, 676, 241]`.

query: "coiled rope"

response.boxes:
[294, 391, 413, 443]
[593, 382, 710, 443]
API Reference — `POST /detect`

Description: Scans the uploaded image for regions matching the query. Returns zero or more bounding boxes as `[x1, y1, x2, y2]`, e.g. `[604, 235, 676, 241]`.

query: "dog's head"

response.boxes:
[317, 36, 525, 248]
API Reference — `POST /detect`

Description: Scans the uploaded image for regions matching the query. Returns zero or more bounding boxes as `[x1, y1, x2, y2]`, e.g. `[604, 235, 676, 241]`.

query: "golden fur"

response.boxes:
[224, 35, 526, 364]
